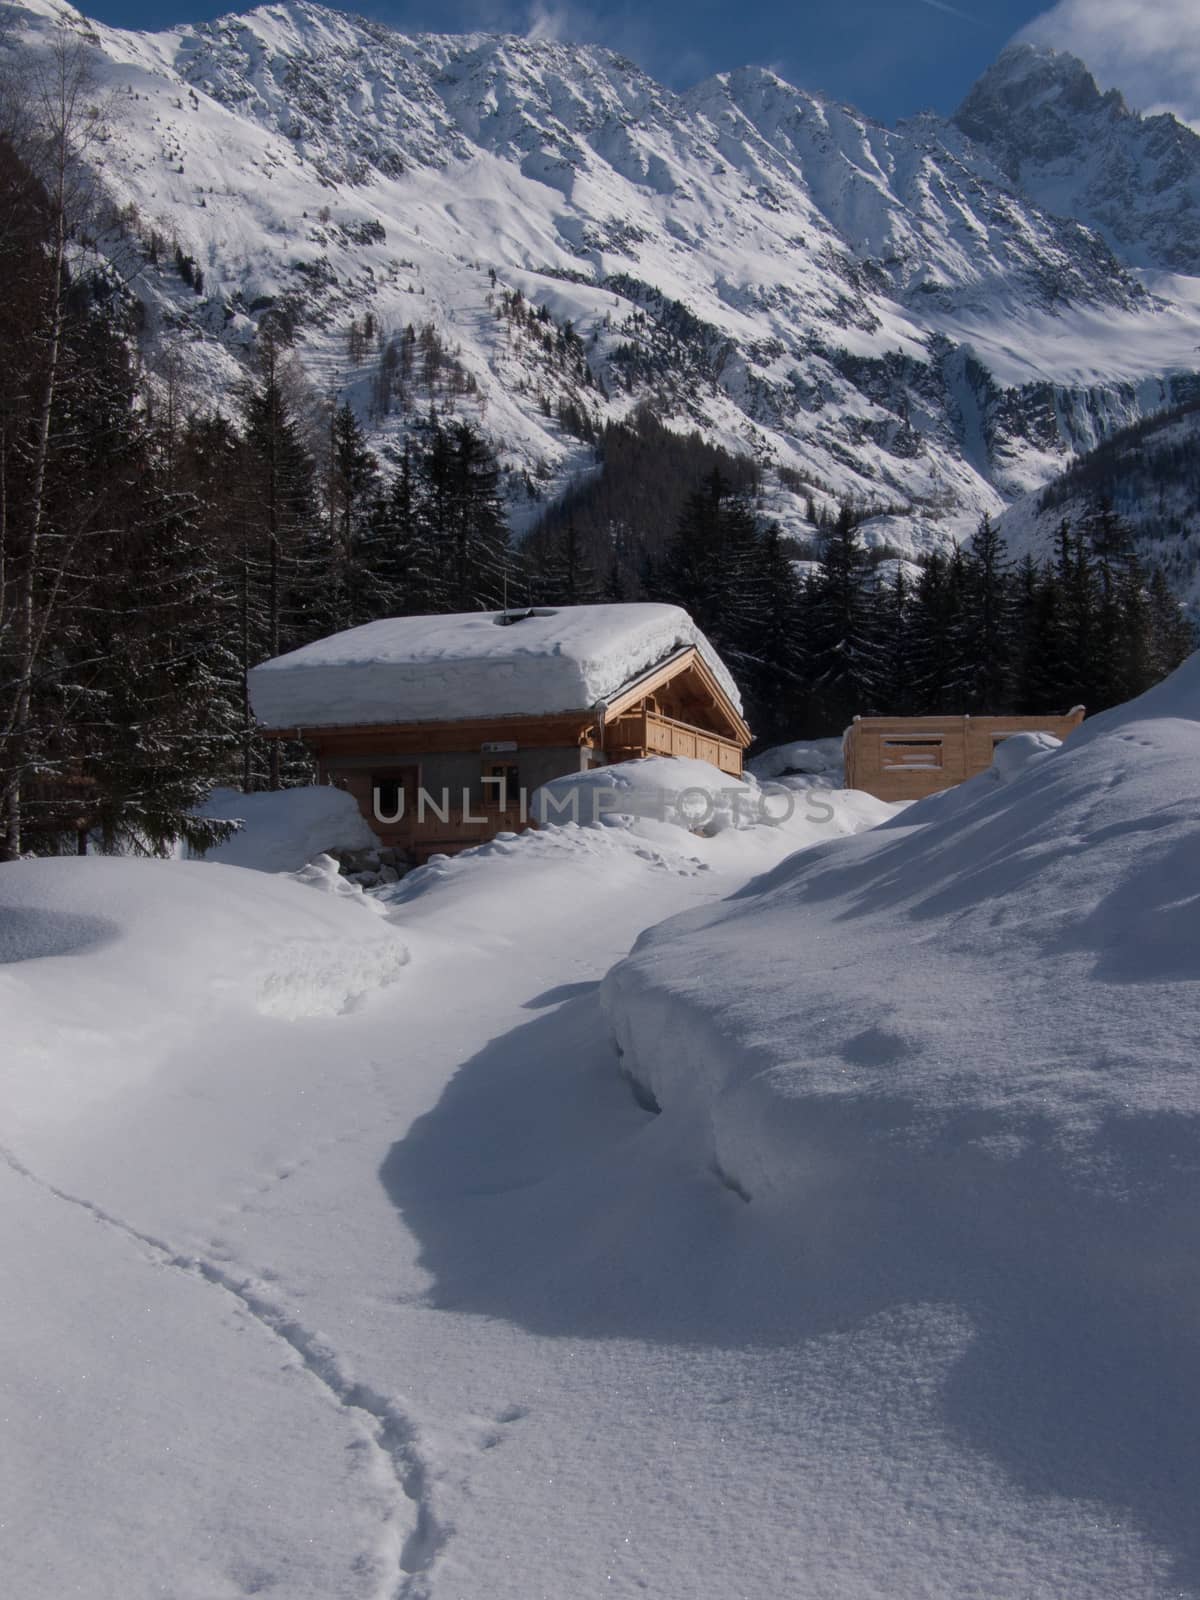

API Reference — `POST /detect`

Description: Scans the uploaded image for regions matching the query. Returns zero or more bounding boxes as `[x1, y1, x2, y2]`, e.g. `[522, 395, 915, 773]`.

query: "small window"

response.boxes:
[482, 762, 520, 808]
[881, 737, 944, 771]
[371, 768, 418, 822]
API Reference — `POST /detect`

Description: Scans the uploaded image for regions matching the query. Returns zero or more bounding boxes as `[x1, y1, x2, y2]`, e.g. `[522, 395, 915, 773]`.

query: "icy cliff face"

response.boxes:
[11, 1, 1200, 557]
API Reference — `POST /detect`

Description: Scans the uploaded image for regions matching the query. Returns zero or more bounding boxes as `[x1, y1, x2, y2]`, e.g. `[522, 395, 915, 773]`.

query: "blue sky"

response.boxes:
[79, 0, 1198, 129]
[78, 0, 1057, 121]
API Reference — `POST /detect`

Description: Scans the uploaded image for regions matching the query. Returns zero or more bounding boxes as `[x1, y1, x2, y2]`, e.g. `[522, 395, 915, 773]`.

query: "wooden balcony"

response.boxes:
[607, 710, 744, 775]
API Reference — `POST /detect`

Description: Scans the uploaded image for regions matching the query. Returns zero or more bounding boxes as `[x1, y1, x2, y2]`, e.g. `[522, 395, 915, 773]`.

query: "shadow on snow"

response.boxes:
[380, 987, 1200, 1590]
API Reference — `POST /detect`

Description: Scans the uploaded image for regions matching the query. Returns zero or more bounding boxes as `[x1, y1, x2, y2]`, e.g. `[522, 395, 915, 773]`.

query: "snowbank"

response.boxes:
[0, 858, 408, 1130]
[604, 648, 1200, 1192]
[529, 756, 894, 857]
[603, 667, 1200, 1199]
[747, 736, 846, 787]
[595, 658, 1200, 1584]
[531, 756, 763, 833]
[197, 784, 376, 872]
[248, 603, 742, 728]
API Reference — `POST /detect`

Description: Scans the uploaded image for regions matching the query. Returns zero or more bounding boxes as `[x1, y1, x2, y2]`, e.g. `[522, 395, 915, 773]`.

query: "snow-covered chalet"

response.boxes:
[248, 604, 751, 860]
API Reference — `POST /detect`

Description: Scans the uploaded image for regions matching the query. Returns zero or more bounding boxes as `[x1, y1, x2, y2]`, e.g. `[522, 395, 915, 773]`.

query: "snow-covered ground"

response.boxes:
[4, 669, 1200, 1596]
[0, 791, 884, 1599]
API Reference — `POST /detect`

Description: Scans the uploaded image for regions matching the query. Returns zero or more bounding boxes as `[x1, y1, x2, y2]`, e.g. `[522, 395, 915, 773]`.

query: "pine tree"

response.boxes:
[367, 443, 445, 617]
[1115, 546, 1155, 702]
[740, 522, 806, 742]
[530, 521, 601, 606]
[806, 505, 882, 730]
[1052, 519, 1099, 709]
[321, 400, 380, 631]
[417, 418, 511, 611]
[907, 551, 966, 712]
[1017, 562, 1073, 714]
[960, 514, 1014, 713]
[75, 473, 240, 855]
[0, 35, 107, 856]
[876, 565, 914, 717]
[1148, 566, 1196, 681]
[658, 470, 729, 640]
[237, 326, 317, 786]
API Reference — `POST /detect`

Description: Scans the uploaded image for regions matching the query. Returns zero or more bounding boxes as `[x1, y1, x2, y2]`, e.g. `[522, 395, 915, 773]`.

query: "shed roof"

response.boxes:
[248, 603, 743, 730]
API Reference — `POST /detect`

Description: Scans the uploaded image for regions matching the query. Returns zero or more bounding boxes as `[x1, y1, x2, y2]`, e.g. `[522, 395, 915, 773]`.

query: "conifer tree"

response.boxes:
[237, 326, 317, 786]
[740, 523, 806, 742]
[806, 505, 881, 729]
[417, 418, 511, 611]
[659, 469, 729, 641]
[0, 34, 106, 855]
[1148, 567, 1196, 682]
[907, 551, 960, 712]
[367, 443, 445, 617]
[960, 514, 1014, 713]
[530, 521, 601, 606]
[75, 473, 240, 855]
[876, 565, 914, 717]
[322, 400, 380, 631]
[1115, 546, 1155, 703]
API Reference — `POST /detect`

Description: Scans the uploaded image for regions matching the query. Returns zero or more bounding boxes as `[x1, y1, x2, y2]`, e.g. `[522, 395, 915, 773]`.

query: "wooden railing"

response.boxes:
[610, 711, 743, 775]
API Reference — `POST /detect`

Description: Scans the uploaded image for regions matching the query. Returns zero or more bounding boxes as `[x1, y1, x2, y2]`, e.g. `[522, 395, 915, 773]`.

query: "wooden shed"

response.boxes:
[843, 710, 1086, 802]
[248, 604, 751, 861]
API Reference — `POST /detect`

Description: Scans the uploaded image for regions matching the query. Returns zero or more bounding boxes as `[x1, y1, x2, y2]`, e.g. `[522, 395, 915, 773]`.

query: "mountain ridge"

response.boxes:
[10, 0, 1200, 566]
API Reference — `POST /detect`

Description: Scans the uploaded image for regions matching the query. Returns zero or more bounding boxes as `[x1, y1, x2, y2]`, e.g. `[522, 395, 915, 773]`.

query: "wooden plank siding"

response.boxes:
[844, 710, 1086, 802]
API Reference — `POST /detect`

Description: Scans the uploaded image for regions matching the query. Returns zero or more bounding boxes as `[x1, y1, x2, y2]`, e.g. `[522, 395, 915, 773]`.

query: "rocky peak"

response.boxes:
[953, 42, 1200, 272]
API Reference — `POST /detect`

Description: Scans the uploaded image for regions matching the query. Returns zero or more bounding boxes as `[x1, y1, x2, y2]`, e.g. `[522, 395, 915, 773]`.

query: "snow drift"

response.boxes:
[604, 656, 1200, 1197]
[196, 784, 377, 871]
[532, 755, 763, 832]
[597, 658, 1200, 1585]
[0, 857, 408, 1129]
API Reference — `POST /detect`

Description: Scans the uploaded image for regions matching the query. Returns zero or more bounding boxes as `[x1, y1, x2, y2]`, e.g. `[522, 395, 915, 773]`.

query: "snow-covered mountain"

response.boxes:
[999, 398, 1200, 606]
[12, 0, 1200, 555]
[953, 43, 1200, 276]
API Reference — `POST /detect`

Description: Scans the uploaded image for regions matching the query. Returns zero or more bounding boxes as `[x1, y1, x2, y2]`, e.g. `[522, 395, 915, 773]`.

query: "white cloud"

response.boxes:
[1020, 0, 1200, 130]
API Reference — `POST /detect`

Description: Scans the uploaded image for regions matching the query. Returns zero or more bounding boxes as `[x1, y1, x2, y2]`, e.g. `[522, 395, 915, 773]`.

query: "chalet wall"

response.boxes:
[844, 712, 1085, 803]
[324, 744, 593, 849]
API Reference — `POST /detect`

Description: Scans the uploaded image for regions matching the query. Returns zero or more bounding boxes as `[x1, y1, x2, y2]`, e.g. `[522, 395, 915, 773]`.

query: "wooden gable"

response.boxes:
[599, 647, 750, 777]
[601, 646, 751, 746]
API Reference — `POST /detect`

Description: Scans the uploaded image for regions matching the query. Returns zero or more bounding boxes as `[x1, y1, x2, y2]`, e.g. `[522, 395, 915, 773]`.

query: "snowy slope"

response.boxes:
[601, 653, 1200, 1593]
[997, 400, 1200, 607]
[8, 662, 1200, 1592]
[10, 0, 1200, 559]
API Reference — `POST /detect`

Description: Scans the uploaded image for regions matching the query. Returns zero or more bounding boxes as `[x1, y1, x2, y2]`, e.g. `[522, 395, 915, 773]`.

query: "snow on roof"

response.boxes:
[248, 604, 743, 729]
